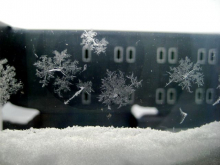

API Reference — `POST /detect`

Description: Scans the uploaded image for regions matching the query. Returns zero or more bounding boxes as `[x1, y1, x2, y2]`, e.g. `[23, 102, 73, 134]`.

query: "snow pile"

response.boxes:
[0, 122, 220, 165]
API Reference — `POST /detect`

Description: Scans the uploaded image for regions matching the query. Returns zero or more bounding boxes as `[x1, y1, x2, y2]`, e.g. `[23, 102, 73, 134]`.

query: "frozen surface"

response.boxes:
[2, 102, 40, 124]
[0, 122, 220, 165]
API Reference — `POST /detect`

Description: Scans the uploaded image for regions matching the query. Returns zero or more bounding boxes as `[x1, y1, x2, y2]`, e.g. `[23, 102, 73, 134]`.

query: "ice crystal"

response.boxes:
[54, 77, 72, 97]
[213, 76, 220, 106]
[34, 49, 92, 103]
[81, 30, 108, 55]
[98, 70, 142, 109]
[165, 56, 204, 93]
[0, 59, 22, 104]
[217, 76, 220, 89]
[213, 97, 220, 106]
[34, 49, 80, 91]
[64, 80, 93, 105]
[179, 108, 187, 124]
[106, 113, 112, 120]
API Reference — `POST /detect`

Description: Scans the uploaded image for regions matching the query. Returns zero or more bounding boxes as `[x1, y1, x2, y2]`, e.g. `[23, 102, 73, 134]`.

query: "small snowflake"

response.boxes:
[213, 75, 220, 106]
[64, 80, 93, 105]
[217, 75, 220, 89]
[106, 113, 112, 120]
[165, 56, 204, 92]
[81, 30, 108, 55]
[98, 70, 142, 109]
[53, 77, 72, 97]
[179, 108, 187, 124]
[213, 97, 220, 106]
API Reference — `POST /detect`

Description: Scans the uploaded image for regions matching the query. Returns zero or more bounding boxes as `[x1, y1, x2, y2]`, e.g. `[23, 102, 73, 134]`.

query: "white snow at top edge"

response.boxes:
[0, 0, 220, 34]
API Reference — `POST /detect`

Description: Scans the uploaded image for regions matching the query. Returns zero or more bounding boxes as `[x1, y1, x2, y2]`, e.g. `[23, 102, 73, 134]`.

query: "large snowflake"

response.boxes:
[0, 59, 22, 104]
[34, 49, 92, 104]
[98, 70, 142, 109]
[165, 56, 204, 93]
[81, 30, 108, 55]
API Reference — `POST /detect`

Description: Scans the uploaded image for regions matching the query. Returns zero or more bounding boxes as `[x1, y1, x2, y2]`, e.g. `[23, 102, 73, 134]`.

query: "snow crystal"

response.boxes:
[98, 70, 142, 109]
[179, 108, 187, 124]
[81, 30, 108, 55]
[106, 113, 112, 120]
[34, 49, 92, 104]
[0, 59, 23, 105]
[0, 122, 220, 165]
[213, 75, 220, 106]
[165, 56, 204, 93]
[213, 97, 220, 106]
[64, 80, 93, 105]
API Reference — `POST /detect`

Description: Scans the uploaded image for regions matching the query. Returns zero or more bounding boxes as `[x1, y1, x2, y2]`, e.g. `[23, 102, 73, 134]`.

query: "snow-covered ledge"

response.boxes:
[0, 122, 220, 165]
[0, 102, 40, 130]
[2, 102, 40, 125]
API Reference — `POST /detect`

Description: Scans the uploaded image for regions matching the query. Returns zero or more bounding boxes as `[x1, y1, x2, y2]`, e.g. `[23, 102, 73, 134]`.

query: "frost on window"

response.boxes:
[213, 75, 220, 106]
[81, 30, 109, 55]
[0, 59, 23, 104]
[165, 56, 204, 93]
[98, 70, 142, 110]
[34, 49, 92, 104]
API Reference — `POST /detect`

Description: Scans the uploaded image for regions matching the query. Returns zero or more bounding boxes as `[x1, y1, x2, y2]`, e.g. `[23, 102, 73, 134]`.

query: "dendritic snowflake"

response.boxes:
[81, 30, 108, 55]
[34, 49, 92, 104]
[165, 56, 204, 92]
[0, 59, 23, 104]
[98, 70, 142, 109]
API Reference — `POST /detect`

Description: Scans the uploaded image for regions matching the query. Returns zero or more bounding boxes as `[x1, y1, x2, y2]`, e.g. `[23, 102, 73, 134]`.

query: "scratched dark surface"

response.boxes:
[0, 22, 220, 129]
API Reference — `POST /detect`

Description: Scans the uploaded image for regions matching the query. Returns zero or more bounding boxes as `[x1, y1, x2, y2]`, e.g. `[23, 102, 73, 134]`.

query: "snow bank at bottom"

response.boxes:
[0, 122, 220, 165]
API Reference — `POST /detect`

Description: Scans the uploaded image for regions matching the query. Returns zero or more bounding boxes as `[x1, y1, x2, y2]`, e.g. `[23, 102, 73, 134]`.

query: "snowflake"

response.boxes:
[106, 113, 112, 120]
[165, 56, 204, 93]
[34, 49, 80, 93]
[217, 75, 220, 89]
[98, 70, 142, 109]
[81, 30, 108, 55]
[53, 77, 72, 97]
[0, 59, 23, 104]
[213, 97, 220, 106]
[64, 80, 93, 105]
[179, 108, 187, 124]
[213, 75, 220, 106]
[34, 49, 92, 103]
